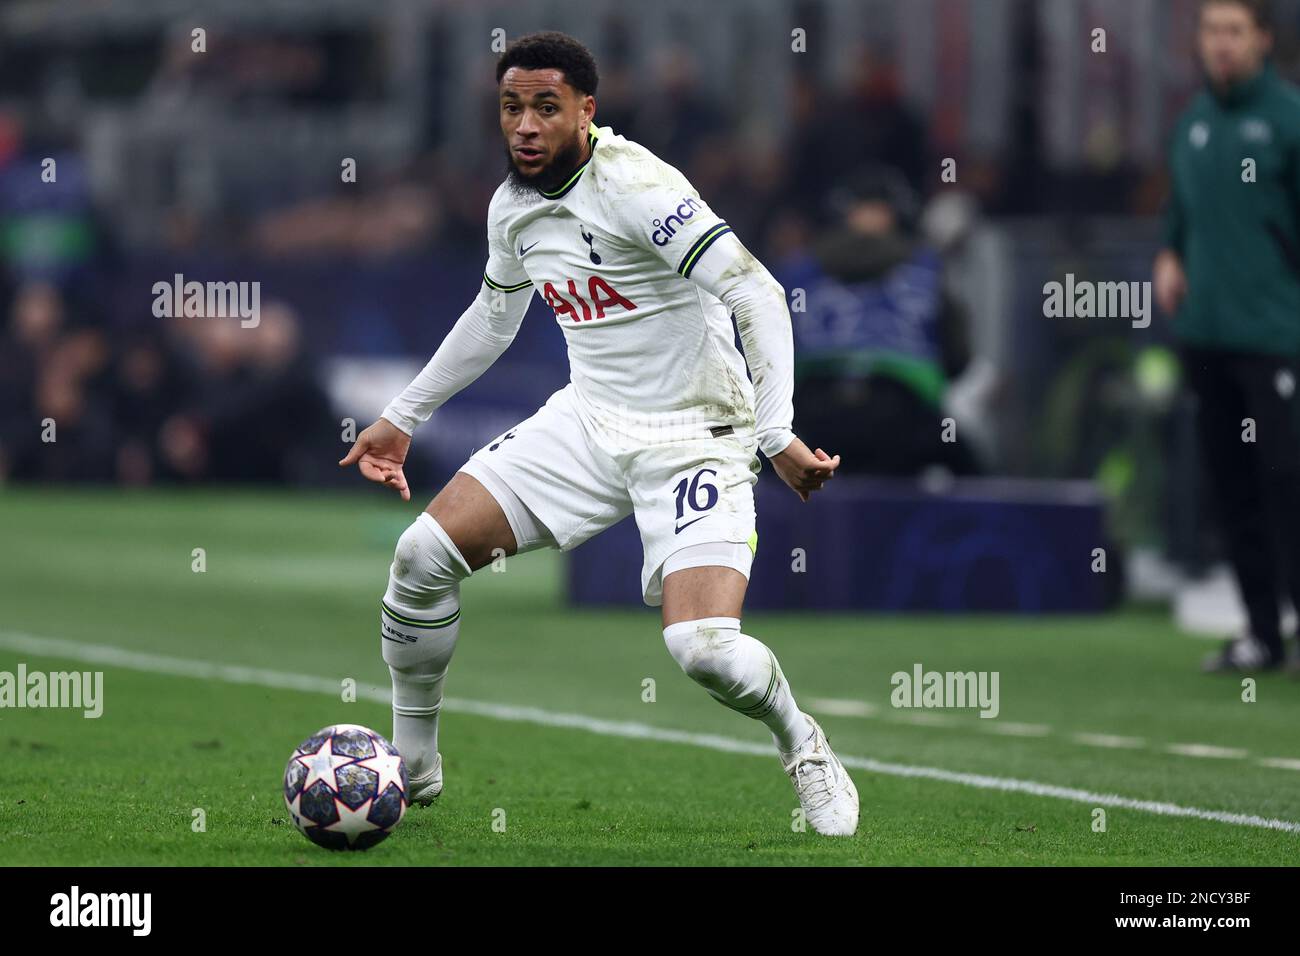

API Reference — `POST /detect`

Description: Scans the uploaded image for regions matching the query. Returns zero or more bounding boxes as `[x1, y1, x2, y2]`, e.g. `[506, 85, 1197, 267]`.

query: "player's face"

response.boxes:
[1198, 3, 1271, 87]
[499, 67, 594, 190]
[846, 201, 897, 237]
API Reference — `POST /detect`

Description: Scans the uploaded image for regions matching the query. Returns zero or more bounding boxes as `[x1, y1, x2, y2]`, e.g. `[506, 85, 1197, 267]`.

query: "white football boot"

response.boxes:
[783, 715, 859, 836]
[408, 752, 443, 807]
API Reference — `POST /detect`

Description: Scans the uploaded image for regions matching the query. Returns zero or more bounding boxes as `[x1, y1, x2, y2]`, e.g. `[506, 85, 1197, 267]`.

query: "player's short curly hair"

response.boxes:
[495, 32, 598, 97]
[1201, 0, 1273, 29]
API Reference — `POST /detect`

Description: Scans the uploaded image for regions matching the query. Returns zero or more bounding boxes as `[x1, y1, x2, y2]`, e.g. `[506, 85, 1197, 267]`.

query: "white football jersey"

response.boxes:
[482, 125, 759, 446]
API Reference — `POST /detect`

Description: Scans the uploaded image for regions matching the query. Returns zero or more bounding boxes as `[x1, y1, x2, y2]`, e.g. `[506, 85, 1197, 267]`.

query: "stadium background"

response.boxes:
[3, 0, 1300, 866]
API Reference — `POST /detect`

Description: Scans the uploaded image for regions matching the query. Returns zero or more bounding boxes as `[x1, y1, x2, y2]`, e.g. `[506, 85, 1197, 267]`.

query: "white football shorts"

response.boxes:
[459, 383, 759, 605]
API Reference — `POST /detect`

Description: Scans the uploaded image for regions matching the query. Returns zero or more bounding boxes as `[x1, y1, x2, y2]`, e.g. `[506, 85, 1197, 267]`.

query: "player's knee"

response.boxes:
[663, 617, 742, 689]
[385, 513, 472, 610]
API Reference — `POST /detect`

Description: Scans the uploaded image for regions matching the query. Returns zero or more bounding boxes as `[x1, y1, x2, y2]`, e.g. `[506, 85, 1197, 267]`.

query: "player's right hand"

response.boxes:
[1153, 249, 1187, 317]
[771, 437, 840, 502]
[339, 417, 413, 501]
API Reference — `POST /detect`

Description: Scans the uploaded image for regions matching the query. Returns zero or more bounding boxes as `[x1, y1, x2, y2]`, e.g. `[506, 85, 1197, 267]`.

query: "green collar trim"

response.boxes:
[539, 128, 599, 200]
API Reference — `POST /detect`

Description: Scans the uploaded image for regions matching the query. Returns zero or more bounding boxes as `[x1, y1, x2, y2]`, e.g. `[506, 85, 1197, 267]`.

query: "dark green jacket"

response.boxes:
[1165, 63, 1300, 355]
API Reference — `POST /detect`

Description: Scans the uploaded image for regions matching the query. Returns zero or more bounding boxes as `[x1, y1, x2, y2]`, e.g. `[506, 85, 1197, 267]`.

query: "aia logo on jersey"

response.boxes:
[650, 196, 704, 246]
[542, 277, 636, 322]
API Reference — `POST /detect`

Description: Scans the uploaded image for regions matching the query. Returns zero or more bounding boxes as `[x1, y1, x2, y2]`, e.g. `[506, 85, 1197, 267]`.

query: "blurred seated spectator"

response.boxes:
[787, 52, 928, 219]
[0, 279, 115, 482]
[0, 277, 336, 486]
[252, 176, 442, 260]
[110, 329, 200, 485]
[158, 301, 335, 484]
[778, 166, 978, 477]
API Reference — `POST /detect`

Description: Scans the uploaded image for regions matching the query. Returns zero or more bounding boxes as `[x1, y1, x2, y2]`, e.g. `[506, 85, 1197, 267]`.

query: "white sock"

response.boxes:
[663, 617, 813, 754]
[381, 513, 470, 778]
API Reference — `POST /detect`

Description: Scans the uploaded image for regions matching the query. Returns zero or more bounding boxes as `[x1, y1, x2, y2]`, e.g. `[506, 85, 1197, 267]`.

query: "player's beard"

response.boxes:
[504, 132, 586, 201]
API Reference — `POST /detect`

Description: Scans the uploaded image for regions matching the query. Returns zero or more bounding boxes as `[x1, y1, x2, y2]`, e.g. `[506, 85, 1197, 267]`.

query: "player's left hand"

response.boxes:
[771, 437, 839, 502]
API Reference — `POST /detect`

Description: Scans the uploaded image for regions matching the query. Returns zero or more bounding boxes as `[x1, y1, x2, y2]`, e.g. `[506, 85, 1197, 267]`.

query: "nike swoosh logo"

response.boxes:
[674, 515, 710, 535]
[519, 240, 539, 257]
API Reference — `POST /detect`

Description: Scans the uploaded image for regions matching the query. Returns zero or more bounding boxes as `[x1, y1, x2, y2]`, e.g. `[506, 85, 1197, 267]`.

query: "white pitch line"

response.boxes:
[805, 698, 1261, 764]
[982, 721, 1052, 737]
[1259, 757, 1300, 772]
[888, 711, 964, 728]
[1072, 733, 1147, 750]
[807, 697, 879, 718]
[3, 630, 1300, 834]
[1166, 743, 1249, 760]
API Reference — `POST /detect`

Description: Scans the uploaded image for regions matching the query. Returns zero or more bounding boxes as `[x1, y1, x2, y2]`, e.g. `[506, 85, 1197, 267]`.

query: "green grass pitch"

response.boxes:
[1, 488, 1298, 866]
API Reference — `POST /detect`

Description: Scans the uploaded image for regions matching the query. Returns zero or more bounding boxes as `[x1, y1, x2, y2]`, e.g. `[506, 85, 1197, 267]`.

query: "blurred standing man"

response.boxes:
[1155, 0, 1300, 672]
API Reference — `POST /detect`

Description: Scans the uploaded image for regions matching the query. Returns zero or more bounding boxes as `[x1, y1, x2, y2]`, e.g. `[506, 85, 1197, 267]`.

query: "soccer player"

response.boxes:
[340, 32, 858, 834]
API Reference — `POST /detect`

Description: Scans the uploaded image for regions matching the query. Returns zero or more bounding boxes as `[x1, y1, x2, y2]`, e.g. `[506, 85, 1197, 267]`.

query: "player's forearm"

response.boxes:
[734, 289, 797, 458]
[690, 236, 796, 457]
[382, 286, 529, 435]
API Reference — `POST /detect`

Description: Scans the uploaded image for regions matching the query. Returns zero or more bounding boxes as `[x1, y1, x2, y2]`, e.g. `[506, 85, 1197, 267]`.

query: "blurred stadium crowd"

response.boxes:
[2, 0, 1299, 508]
[0, 276, 332, 483]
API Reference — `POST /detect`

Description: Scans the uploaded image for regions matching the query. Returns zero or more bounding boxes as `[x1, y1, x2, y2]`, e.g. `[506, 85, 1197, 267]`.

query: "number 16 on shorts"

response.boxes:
[673, 468, 718, 534]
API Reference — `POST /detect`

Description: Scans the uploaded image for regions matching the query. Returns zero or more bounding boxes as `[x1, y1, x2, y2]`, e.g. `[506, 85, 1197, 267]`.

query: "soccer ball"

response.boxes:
[283, 723, 409, 850]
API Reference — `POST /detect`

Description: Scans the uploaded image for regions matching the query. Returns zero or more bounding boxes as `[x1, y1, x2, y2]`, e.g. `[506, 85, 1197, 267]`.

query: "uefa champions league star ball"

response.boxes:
[283, 723, 409, 850]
